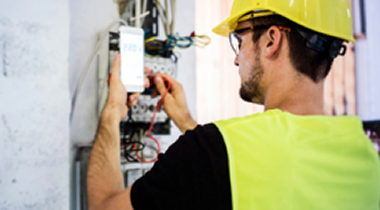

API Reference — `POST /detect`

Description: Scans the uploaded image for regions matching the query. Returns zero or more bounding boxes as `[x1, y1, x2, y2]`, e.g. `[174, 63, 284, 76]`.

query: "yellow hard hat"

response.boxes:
[212, 0, 355, 43]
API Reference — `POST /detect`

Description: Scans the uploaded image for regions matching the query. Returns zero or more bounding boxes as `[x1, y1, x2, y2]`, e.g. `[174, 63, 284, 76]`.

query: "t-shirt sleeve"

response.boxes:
[130, 123, 232, 210]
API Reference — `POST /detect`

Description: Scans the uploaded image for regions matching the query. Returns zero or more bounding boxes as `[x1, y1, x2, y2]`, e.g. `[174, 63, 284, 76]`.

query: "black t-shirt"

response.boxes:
[131, 123, 232, 210]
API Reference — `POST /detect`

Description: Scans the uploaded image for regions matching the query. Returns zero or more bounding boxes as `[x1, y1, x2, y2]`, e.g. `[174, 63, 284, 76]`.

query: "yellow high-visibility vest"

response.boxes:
[215, 109, 380, 210]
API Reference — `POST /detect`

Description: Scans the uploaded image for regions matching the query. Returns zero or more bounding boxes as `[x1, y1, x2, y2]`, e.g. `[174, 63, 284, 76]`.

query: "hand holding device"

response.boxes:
[105, 54, 151, 121]
[105, 54, 129, 120]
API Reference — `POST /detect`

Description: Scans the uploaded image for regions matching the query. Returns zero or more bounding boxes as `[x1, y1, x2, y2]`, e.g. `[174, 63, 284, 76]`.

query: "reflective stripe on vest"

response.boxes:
[214, 109, 380, 210]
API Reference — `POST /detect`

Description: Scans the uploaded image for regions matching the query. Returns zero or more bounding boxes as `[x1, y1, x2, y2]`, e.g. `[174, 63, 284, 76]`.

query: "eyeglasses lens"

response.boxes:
[229, 33, 240, 56]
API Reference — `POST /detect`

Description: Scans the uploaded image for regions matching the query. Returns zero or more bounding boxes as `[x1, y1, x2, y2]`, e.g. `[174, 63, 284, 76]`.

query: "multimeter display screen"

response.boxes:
[120, 32, 144, 87]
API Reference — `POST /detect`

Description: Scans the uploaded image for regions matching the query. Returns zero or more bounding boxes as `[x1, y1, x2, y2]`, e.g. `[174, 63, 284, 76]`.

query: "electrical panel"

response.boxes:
[94, 1, 179, 183]
[75, 0, 210, 208]
[95, 0, 210, 165]
[97, 32, 177, 133]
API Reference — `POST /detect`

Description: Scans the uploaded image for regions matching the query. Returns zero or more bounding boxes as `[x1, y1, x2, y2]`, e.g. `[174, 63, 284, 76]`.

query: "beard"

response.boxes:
[239, 47, 265, 104]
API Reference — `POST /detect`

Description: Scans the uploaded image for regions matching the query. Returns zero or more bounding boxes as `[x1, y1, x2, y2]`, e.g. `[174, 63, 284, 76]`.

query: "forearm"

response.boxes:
[87, 107, 124, 209]
[175, 114, 197, 134]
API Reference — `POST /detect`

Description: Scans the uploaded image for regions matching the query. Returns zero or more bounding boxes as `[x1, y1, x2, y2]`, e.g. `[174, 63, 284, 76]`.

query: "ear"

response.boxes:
[264, 26, 283, 58]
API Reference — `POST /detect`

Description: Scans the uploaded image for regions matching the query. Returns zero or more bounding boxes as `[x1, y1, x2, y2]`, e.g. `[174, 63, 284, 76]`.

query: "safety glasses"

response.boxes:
[229, 25, 291, 56]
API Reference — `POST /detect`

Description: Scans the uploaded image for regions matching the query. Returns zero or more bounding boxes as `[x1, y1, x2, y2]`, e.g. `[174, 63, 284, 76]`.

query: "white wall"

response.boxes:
[356, 0, 380, 121]
[0, 1, 70, 209]
[69, 0, 120, 145]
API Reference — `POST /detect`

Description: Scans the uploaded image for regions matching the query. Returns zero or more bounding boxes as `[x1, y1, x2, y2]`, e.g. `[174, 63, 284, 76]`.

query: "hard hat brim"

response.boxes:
[212, 8, 356, 44]
[212, 9, 273, 37]
[212, 14, 239, 37]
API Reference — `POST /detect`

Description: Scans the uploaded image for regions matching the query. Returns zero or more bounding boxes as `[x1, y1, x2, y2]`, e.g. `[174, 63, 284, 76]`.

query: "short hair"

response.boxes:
[249, 15, 342, 83]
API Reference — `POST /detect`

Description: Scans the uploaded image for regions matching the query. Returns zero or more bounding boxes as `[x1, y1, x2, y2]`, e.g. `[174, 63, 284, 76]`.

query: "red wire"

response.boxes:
[134, 78, 172, 163]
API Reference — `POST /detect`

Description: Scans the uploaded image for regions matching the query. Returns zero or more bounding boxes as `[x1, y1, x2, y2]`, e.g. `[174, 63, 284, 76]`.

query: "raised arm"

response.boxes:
[149, 73, 197, 133]
[87, 54, 149, 210]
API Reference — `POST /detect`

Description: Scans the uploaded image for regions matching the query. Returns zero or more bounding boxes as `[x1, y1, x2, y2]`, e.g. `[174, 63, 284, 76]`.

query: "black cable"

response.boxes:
[122, 111, 137, 162]
[123, 125, 138, 162]
[121, 110, 148, 162]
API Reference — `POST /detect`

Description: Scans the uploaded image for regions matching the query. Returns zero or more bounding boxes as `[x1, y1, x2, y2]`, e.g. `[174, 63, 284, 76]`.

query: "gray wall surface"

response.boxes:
[0, 0, 70, 209]
[355, 0, 380, 121]
[69, 0, 120, 145]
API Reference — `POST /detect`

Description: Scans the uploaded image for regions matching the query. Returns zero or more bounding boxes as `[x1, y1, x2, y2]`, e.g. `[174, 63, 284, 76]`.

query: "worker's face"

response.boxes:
[233, 21, 265, 104]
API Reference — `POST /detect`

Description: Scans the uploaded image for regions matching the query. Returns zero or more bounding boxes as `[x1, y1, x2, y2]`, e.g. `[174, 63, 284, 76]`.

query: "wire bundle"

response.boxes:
[121, 121, 147, 162]
[117, 0, 150, 27]
[145, 32, 211, 57]
[155, 0, 177, 36]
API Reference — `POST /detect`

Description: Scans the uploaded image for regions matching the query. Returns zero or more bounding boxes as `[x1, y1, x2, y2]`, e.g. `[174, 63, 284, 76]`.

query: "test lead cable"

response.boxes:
[134, 78, 171, 163]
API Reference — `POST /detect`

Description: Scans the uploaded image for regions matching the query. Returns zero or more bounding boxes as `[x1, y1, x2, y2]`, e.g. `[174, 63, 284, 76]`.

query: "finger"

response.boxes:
[151, 88, 158, 98]
[127, 100, 136, 108]
[154, 75, 169, 96]
[129, 93, 139, 102]
[127, 93, 139, 107]
[144, 77, 150, 88]
[111, 54, 121, 80]
[148, 73, 175, 84]
[144, 67, 151, 74]
[149, 73, 182, 94]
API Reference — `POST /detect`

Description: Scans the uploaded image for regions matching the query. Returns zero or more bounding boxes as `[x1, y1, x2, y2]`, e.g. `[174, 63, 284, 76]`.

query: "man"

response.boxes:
[87, 0, 380, 209]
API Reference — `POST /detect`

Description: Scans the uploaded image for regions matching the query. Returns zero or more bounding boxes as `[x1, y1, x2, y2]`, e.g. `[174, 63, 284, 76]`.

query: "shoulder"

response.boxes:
[166, 123, 225, 160]
[214, 111, 269, 128]
[183, 123, 223, 142]
[131, 123, 232, 210]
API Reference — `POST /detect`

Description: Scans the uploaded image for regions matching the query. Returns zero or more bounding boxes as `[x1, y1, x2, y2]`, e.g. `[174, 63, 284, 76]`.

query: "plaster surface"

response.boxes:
[0, 0, 70, 209]
[69, 0, 119, 144]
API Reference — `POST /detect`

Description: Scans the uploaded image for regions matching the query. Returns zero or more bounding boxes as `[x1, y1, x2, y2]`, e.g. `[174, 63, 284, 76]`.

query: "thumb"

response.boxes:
[111, 54, 121, 79]
[154, 76, 168, 96]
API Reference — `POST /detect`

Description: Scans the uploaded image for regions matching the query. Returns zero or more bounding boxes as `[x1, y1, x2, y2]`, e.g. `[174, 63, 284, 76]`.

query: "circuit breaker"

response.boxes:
[131, 55, 176, 124]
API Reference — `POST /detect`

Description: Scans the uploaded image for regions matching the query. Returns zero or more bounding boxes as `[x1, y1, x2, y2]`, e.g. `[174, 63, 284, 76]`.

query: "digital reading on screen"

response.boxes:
[120, 26, 144, 93]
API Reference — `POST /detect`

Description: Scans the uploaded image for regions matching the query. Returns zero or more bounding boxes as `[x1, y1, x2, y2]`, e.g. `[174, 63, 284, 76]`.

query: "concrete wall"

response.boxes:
[355, 0, 380, 121]
[0, 1, 70, 209]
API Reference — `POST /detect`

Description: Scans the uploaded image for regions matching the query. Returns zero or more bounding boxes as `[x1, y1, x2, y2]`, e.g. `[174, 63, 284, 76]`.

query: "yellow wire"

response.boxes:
[145, 36, 156, 43]
[193, 35, 211, 48]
